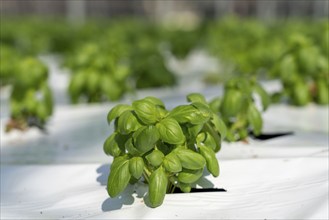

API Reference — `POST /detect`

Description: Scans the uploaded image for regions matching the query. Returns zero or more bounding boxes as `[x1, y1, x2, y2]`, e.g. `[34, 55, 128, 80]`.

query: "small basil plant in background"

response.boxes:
[271, 34, 329, 106]
[6, 57, 53, 132]
[104, 93, 226, 208]
[209, 77, 270, 142]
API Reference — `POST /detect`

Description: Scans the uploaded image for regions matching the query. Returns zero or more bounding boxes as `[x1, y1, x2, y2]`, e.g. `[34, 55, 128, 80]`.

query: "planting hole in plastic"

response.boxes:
[250, 131, 294, 140]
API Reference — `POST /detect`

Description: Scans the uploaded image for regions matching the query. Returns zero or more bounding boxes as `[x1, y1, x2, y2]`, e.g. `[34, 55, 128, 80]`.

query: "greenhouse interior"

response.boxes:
[1, 0, 328, 219]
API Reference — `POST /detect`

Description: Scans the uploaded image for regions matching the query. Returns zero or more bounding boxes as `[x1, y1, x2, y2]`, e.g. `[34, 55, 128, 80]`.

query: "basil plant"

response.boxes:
[6, 57, 53, 132]
[104, 93, 226, 208]
[271, 34, 329, 106]
[209, 77, 270, 142]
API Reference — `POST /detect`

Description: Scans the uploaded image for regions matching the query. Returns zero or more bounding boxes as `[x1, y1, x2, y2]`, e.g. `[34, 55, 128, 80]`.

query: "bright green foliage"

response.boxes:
[6, 57, 53, 132]
[271, 34, 329, 106]
[107, 156, 131, 197]
[107, 104, 132, 124]
[0, 45, 19, 86]
[129, 157, 144, 179]
[67, 43, 131, 103]
[178, 169, 204, 184]
[146, 149, 164, 167]
[210, 77, 270, 142]
[62, 22, 177, 103]
[175, 149, 206, 170]
[204, 18, 328, 107]
[132, 98, 161, 124]
[103, 132, 124, 157]
[117, 111, 143, 135]
[148, 167, 168, 208]
[247, 104, 263, 136]
[198, 144, 219, 177]
[156, 118, 185, 145]
[187, 93, 208, 105]
[133, 126, 160, 154]
[163, 153, 182, 173]
[104, 94, 225, 208]
[2, 17, 326, 109]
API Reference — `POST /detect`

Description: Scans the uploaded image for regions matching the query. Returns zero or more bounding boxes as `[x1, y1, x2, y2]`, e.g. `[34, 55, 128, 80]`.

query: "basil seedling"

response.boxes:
[210, 77, 270, 142]
[104, 94, 226, 208]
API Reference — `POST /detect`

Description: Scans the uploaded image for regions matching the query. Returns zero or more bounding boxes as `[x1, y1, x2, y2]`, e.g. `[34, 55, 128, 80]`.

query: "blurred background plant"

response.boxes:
[1, 0, 328, 132]
[209, 77, 270, 142]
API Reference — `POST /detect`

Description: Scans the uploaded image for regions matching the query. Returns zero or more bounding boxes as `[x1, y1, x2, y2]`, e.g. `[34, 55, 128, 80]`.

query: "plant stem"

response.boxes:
[170, 184, 176, 194]
[143, 167, 151, 183]
[167, 181, 174, 194]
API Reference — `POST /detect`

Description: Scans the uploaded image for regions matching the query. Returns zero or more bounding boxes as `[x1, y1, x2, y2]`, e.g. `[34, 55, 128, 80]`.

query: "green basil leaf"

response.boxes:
[133, 126, 159, 154]
[175, 149, 206, 170]
[280, 55, 297, 76]
[220, 89, 244, 117]
[179, 183, 191, 193]
[146, 149, 164, 167]
[24, 89, 38, 113]
[198, 144, 219, 177]
[237, 78, 252, 96]
[156, 106, 168, 119]
[188, 124, 204, 138]
[291, 80, 310, 106]
[178, 168, 203, 184]
[149, 167, 168, 208]
[107, 104, 132, 124]
[168, 105, 197, 124]
[36, 103, 48, 122]
[117, 111, 143, 134]
[253, 83, 270, 111]
[238, 128, 248, 140]
[41, 83, 53, 115]
[125, 138, 142, 156]
[102, 75, 123, 101]
[111, 155, 129, 169]
[186, 93, 207, 104]
[156, 118, 185, 145]
[113, 65, 130, 81]
[226, 130, 237, 142]
[196, 132, 206, 143]
[169, 104, 209, 125]
[203, 132, 217, 151]
[210, 113, 227, 140]
[132, 99, 159, 124]
[163, 152, 182, 173]
[144, 96, 165, 108]
[203, 122, 222, 152]
[247, 103, 263, 136]
[68, 72, 85, 103]
[191, 102, 211, 119]
[224, 78, 238, 90]
[209, 97, 221, 113]
[103, 132, 123, 157]
[129, 157, 144, 179]
[86, 72, 99, 94]
[107, 157, 131, 197]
